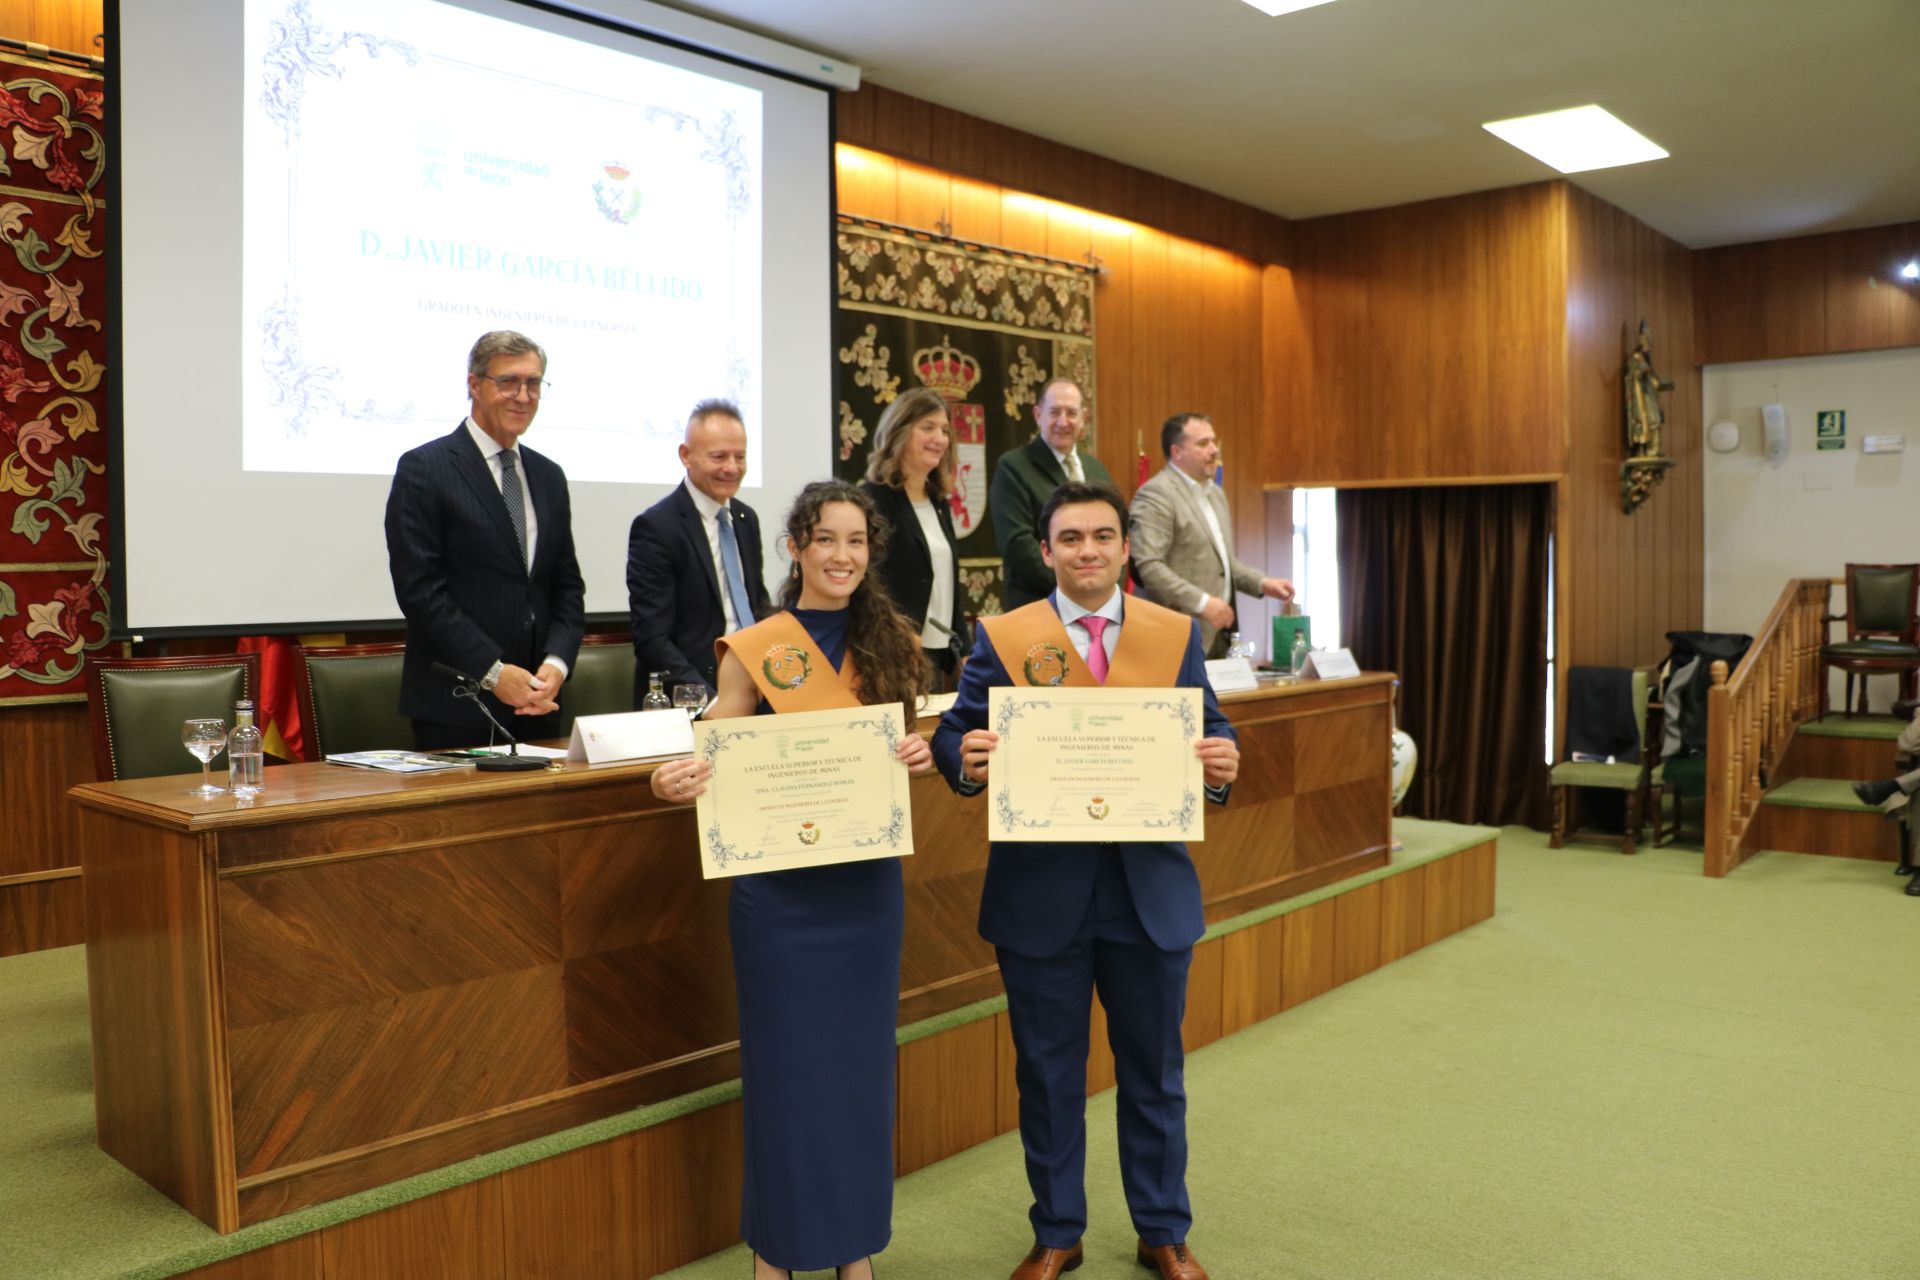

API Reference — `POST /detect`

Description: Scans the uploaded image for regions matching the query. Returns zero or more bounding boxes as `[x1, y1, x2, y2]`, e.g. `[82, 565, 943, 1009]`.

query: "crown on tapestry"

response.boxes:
[913, 335, 982, 401]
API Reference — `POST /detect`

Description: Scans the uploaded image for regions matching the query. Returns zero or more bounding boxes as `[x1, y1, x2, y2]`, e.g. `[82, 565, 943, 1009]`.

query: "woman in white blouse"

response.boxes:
[860, 386, 970, 690]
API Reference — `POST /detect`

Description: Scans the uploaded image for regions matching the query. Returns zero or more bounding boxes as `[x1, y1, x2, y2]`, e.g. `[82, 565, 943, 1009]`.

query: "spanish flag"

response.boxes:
[235, 635, 306, 761]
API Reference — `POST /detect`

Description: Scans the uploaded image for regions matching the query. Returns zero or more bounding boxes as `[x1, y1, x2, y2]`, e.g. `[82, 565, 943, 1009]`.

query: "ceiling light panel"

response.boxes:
[1240, 0, 1340, 15]
[1482, 104, 1669, 174]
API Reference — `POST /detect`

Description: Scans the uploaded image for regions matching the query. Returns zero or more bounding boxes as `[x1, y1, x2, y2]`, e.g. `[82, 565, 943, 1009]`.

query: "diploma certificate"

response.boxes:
[986, 687, 1206, 843]
[691, 703, 915, 879]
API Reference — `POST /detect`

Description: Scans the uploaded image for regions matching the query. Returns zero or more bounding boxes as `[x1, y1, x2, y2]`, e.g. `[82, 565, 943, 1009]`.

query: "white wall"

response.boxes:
[1704, 346, 1920, 711]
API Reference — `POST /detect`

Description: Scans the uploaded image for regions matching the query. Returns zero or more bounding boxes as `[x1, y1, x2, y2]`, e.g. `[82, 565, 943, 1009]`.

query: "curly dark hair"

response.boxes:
[778, 479, 928, 718]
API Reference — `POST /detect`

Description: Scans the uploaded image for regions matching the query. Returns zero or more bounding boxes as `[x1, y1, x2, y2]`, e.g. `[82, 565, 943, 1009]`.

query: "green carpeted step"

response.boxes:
[1761, 776, 1878, 811]
[1797, 714, 1906, 741]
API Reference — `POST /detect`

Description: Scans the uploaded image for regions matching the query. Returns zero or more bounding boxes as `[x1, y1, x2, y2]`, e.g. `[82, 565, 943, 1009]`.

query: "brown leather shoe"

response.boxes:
[1010, 1240, 1083, 1280]
[1137, 1240, 1209, 1280]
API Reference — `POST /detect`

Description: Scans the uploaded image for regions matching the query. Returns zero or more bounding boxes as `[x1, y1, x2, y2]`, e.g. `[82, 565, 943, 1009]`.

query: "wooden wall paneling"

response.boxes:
[893, 159, 951, 236]
[1278, 898, 1334, 1010]
[1091, 218, 1136, 481]
[1124, 229, 1172, 482]
[184, 1238, 323, 1280]
[1330, 879, 1383, 987]
[0, 870, 83, 956]
[1181, 935, 1223, 1053]
[834, 147, 896, 222]
[0, 0, 102, 55]
[1364, 207, 1428, 483]
[497, 1135, 643, 1280]
[1421, 852, 1466, 945]
[946, 173, 1004, 243]
[318, 1180, 504, 1280]
[997, 189, 1049, 256]
[1426, 193, 1492, 478]
[0, 702, 89, 879]
[1760, 233, 1829, 358]
[1826, 222, 1920, 352]
[1378, 866, 1426, 964]
[1461, 841, 1498, 925]
[1217, 915, 1284, 1038]
[1692, 242, 1766, 366]
[835, 85, 1290, 268]
[896, 1015, 1000, 1175]
[632, 1102, 745, 1274]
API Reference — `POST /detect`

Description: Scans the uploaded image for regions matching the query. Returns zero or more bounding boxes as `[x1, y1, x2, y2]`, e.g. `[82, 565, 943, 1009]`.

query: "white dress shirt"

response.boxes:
[463, 417, 566, 678]
[1053, 586, 1125, 667]
[911, 497, 955, 649]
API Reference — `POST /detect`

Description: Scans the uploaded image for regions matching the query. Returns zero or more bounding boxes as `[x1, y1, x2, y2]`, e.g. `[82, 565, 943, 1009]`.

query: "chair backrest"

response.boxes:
[1631, 667, 1652, 756]
[294, 642, 410, 758]
[1845, 563, 1920, 638]
[563, 636, 638, 727]
[85, 652, 262, 782]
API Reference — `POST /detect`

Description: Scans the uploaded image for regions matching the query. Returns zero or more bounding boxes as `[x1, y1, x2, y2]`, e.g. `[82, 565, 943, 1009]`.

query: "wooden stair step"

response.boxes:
[1753, 777, 1906, 861]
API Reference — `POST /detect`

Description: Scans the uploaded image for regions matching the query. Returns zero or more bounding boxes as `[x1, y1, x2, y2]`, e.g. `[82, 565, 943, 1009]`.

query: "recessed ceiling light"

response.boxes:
[1901, 260, 1920, 281]
[1240, 0, 1340, 15]
[1482, 104, 1669, 174]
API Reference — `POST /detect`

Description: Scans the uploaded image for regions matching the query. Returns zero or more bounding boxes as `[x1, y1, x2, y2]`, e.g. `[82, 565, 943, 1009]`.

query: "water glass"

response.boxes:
[181, 718, 228, 797]
[672, 684, 707, 720]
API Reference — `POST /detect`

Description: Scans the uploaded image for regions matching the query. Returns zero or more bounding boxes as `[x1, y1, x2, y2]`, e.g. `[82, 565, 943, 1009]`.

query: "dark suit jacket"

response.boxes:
[859, 480, 969, 654]
[627, 483, 771, 702]
[988, 437, 1116, 611]
[931, 596, 1235, 958]
[384, 423, 586, 732]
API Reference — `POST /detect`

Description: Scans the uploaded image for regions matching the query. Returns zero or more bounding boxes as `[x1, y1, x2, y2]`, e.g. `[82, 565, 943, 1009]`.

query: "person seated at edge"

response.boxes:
[649, 479, 934, 1280]
[990, 377, 1114, 611]
[626, 399, 772, 705]
[860, 385, 971, 691]
[1851, 702, 1920, 896]
[932, 479, 1238, 1280]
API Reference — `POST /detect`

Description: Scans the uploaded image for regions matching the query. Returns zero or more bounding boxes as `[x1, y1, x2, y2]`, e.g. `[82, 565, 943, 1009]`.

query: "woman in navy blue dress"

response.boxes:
[652, 480, 931, 1280]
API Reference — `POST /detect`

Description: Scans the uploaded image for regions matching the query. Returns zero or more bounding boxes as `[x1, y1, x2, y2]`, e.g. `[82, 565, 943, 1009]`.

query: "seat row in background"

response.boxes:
[83, 638, 639, 782]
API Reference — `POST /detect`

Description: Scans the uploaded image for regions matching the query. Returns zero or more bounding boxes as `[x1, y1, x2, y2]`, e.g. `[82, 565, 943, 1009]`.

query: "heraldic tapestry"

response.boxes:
[832, 221, 1095, 617]
[0, 50, 110, 706]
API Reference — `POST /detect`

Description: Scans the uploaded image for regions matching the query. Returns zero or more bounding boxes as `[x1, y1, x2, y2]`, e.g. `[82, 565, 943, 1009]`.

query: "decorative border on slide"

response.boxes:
[259, 0, 421, 146]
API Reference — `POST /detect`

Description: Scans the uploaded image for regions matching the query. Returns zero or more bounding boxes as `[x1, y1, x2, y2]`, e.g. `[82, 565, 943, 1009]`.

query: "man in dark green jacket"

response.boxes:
[990, 378, 1115, 610]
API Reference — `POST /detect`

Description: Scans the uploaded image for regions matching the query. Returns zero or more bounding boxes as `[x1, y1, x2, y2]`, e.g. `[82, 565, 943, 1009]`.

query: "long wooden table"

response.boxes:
[71, 673, 1395, 1232]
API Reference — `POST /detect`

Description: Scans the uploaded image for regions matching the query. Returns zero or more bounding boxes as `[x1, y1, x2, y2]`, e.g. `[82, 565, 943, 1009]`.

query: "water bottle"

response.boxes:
[641, 671, 671, 712]
[1290, 630, 1310, 676]
[229, 699, 264, 796]
[1226, 630, 1247, 660]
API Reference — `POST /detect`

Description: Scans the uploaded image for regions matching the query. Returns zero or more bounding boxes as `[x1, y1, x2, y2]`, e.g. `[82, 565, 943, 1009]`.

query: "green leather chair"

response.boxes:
[293, 643, 411, 758]
[1549, 667, 1668, 855]
[561, 636, 638, 730]
[85, 652, 262, 782]
[1821, 563, 1920, 717]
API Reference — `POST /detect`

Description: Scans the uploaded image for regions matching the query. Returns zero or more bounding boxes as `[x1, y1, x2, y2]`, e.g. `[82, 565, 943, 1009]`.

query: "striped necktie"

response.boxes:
[498, 448, 528, 567]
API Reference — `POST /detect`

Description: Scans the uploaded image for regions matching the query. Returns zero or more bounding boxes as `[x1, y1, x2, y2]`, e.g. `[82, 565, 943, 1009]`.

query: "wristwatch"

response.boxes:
[479, 660, 503, 692]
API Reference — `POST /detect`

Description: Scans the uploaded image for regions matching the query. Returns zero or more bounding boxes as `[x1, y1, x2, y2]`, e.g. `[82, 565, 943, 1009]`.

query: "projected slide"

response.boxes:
[240, 0, 763, 481]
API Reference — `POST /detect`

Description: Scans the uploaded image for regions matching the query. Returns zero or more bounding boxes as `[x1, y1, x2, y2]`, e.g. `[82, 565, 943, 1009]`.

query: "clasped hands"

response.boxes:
[495, 661, 566, 716]
[960, 729, 1239, 788]
[650, 732, 934, 804]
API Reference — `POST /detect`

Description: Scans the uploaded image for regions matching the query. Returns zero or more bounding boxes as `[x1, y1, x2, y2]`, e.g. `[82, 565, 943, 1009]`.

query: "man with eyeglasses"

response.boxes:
[385, 330, 585, 750]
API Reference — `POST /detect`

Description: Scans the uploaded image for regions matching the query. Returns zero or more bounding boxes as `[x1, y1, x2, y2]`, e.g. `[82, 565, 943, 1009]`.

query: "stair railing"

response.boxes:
[1704, 579, 1831, 877]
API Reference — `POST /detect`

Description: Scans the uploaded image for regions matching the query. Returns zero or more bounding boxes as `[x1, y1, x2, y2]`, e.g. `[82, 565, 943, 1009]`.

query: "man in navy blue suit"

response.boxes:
[934, 480, 1237, 1280]
[625, 399, 771, 703]
[385, 331, 585, 750]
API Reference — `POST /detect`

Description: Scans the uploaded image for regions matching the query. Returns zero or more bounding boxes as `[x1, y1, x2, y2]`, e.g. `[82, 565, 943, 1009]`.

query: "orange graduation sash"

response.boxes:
[977, 596, 1189, 688]
[715, 611, 862, 713]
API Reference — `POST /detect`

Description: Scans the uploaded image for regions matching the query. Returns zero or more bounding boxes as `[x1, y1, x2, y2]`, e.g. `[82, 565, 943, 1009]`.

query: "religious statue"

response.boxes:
[1624, 320, 1673, 456]
[1620, 320, 1675, 514]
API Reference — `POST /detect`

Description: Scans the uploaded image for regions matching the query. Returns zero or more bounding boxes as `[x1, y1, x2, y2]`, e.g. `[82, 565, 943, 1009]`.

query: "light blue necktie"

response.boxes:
[717, 507, 756, 627]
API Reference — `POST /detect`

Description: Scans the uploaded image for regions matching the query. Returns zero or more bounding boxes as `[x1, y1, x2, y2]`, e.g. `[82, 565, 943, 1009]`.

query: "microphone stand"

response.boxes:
[451, 680, 549, 773]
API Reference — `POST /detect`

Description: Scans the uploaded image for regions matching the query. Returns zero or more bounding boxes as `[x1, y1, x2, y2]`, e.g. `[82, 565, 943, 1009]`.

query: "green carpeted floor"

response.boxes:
[664, 830, 1917, 1280]
[5, 831, 1916, 1279]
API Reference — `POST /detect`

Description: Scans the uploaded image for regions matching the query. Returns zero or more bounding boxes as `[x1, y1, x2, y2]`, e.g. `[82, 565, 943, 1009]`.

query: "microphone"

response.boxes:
[440, 660, 549, 773]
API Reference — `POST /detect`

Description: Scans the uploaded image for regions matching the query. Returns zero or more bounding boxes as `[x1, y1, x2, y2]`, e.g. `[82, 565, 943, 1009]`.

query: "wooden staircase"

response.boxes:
[1749, 716, 1909, 863]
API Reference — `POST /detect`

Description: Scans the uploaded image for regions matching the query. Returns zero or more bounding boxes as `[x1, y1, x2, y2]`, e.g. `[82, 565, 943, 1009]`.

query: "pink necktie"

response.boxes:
[1080, 616, 1109, 684]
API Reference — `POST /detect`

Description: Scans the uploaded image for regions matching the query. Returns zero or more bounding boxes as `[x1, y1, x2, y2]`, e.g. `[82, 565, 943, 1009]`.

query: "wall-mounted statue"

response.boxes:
[1621, 320, 1675, 514]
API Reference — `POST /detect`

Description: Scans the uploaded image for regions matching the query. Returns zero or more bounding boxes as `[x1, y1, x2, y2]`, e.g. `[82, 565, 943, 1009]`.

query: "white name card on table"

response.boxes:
[566, 709, 695, 764]
[1203, 657, 1260, 693]
[1301, 648, 1362, 680]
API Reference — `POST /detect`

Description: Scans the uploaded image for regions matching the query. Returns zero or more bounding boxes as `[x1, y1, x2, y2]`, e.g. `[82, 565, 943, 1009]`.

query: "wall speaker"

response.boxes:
[1761, 403, 1789, 464]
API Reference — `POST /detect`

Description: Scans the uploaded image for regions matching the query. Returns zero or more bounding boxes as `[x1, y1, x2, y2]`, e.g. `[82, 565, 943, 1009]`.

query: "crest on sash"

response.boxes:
[762, 644, 813, 691]
[1022, 642, 1071, 687]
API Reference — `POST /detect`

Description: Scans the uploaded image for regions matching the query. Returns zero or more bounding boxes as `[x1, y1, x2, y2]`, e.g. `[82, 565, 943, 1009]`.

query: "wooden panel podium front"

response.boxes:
[70, 674, 1394, 1232]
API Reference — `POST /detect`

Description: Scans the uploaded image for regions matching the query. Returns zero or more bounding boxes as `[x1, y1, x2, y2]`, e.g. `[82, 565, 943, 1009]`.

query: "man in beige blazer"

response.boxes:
[1129, 412, 1294, 657]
